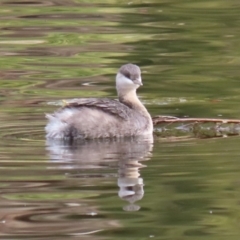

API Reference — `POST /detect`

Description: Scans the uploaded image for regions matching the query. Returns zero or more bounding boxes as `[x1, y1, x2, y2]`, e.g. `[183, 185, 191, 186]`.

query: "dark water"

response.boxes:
[1, 0, 240, 239]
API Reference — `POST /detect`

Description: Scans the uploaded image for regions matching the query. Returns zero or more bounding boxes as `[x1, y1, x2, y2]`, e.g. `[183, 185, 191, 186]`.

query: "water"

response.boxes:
[1, 0, 240, 239]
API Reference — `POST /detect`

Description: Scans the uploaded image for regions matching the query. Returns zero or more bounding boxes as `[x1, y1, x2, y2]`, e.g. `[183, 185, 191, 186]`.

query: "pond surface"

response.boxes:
[1, 0, 240, 239]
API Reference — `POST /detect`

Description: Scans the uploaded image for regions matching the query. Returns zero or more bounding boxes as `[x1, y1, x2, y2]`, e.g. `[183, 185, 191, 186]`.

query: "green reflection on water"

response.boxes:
[0, 0, 240, 239]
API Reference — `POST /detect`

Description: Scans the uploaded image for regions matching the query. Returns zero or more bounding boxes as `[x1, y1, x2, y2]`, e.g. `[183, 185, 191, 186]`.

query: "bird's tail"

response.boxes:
[45, 114, 69, 139]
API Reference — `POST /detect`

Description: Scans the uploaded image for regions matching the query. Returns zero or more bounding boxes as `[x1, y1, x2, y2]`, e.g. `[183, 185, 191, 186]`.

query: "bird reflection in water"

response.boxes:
[46, 136, 153, 211]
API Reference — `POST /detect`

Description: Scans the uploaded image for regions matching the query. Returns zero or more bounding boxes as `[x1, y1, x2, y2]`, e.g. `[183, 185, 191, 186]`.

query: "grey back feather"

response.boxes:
[60, 98, 132, 120]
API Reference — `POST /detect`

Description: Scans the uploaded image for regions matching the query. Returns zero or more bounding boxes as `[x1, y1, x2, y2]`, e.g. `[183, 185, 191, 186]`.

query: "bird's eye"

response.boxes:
[124, 72, 131, 79]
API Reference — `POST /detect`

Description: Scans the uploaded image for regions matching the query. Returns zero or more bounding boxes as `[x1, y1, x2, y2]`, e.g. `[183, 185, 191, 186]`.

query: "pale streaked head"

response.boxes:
[116, 63, 142, 94]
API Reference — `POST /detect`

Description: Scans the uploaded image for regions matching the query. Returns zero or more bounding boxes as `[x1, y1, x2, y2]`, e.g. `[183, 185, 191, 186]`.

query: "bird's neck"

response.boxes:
[118, 90, 148, 114]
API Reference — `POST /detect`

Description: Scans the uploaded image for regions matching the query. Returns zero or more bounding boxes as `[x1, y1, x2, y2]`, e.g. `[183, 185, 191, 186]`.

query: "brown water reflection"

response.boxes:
[0, 199, 106, 237]
[1, 0, 79, 7]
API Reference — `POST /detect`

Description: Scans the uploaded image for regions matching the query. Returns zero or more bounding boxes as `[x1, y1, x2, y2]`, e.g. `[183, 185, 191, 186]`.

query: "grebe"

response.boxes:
[45, 63, 153, 139]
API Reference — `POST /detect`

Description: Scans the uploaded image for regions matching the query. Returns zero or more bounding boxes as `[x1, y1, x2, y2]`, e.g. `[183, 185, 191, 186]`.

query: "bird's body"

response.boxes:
[45, 64, 153, 139]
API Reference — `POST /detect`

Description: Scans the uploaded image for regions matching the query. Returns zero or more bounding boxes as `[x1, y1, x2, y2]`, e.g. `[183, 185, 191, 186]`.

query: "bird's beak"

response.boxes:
[134, 77, 143, 86]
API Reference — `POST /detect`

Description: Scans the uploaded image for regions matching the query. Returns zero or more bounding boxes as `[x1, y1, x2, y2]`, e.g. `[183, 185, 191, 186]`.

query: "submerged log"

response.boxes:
[152, 115, 240, 138]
